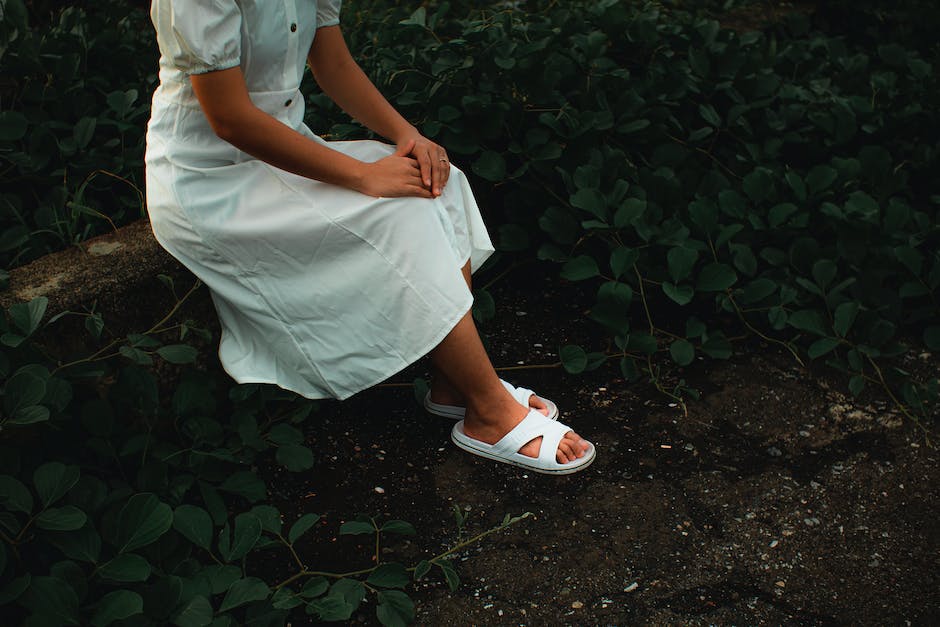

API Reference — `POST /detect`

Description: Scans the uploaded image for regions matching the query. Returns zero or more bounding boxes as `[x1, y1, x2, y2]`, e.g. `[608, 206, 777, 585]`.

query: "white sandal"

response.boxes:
[424, 379, 559, 420]
[451, 409, 595, 475]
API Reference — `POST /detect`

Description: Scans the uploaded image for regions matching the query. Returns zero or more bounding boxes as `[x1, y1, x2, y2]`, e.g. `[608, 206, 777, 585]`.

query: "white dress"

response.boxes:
[145, 0, 494, 400]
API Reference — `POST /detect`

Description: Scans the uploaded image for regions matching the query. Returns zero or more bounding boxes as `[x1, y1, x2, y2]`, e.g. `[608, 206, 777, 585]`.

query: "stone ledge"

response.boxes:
[0, 219, 190, 314]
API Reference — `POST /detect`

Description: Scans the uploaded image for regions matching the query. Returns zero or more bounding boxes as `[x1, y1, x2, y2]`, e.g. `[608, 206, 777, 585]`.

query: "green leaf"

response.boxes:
[367, 563, 410, 589]
[848, 375, 865, 396]
[742, 168, 772, 203]
[894, 246, 924, 276]
[739, 278, 777, 304]
[48, 522, 101, 563]
[472, 288, 496, 322]
[669, 339, 695, 366]
[219, 577, 270, 612]
[609, 246, 638, 279]
[560, 255, 599, 281]
[376, 590, 415, 627]
[91, 590, 143, 626]
[627, 333, 658, 355]
[570, 188, 608, 220]
[472, 151, 506, 182]
[0, 575, 30, 605]
[98, 554, 152, 583]
[805, 165, 837, 195]
[768, 203, 798, 228]
[696, 263, 737, 291]
[436, 560, 460, 591]
[36, 506, 87, 531]
[0, 475, 33, 514]
[300, 576, 329, 598]
[22, 576, 80, 625]
[925, 327, 940, 350]
[8, 297, 47, 336]
[414, 560, 431, 580]
[699, 103, 721, 127]
[327, 578, 365, 615]
[288, 513, 321, 544]
[271, 588, 304, 610]
[4, 369, 46, 416]
[559, 345, 588, 374]
[812, 259, 838, 290]
[834, 302, 860, 337]
[618, 119, 650, 134]
[590, 281, 633, 332]
[276, 444, 314, 472]
[380, 520, 416, 535]
[614, 198, 646, 227]
[667, 247, 698, 283]
[688, 199, 718, 235]
[786, 171, 806, 201]
[172, 595, 213, 627]
[808, 338, 840, 359]
[173, 505, 213, 550]
[219, 471, 266, 503]
[267, 423, 303, 445]
[788, 310, 828, 336]
[662, 282, 694, 306]
[156, 345, 198, 364]
[113, 493, 173, 553]
[701, 332, 732, 359]
[225, 513, 262, 562]
[74, 117, 97, 149]
[249, 505, 282, 535]
[0, 111, 28, 141]
[34, 462, 80, 508]
[339, 520, 375, 536]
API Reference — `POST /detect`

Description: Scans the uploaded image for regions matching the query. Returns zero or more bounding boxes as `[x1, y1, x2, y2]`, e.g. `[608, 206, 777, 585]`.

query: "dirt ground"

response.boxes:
[263, 268, 939, 626]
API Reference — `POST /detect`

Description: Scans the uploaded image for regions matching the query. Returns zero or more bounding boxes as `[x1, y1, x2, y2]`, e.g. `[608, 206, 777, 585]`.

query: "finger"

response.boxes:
[435, 153, 450, 194]
[417, 150, 433, 189]
[394, 139, 415, 158]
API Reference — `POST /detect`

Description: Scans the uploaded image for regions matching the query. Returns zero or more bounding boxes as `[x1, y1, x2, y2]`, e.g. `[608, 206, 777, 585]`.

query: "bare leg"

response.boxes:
[429, 262, 549, 415]
[429, 299, 588, 464]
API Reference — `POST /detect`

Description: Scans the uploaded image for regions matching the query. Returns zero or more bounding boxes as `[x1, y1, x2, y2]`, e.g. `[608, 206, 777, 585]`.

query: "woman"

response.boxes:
[145, 0, 594, 474]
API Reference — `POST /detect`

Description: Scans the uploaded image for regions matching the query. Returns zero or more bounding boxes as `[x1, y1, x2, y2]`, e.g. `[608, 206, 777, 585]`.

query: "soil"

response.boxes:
[260, 266, 940, 626]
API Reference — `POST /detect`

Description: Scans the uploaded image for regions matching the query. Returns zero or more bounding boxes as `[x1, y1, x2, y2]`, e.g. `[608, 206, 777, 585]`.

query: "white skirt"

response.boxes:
[145, 136, 495, 400]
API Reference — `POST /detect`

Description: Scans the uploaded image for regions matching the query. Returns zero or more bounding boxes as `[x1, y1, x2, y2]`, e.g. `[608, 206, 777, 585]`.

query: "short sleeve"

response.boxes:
[316, 0, 342, 28]
[151, 0, 243, 75]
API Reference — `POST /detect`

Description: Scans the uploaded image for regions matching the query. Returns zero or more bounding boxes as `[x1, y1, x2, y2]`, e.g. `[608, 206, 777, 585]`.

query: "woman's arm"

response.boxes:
[189, 66, 433, 198]
[307, 25, 450, 196]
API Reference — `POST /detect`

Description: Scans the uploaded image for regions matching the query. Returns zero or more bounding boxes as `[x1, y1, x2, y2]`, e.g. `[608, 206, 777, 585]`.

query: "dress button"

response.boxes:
[290, 23, 297, 32]
[284, 99, 293, 107]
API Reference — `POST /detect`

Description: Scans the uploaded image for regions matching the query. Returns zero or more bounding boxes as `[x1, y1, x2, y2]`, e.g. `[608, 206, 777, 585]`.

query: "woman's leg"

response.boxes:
[429, 265, 589, 463]
[429, 263, 550, 415]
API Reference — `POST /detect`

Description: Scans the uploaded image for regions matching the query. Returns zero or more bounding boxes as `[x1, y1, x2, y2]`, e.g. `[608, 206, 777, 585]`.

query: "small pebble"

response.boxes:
[374, 486, 385, 494]
[624, 582, 639, 593]
[775, 581, 786, 588]
[571, 601, 583, 609]
[769, 540, 779, 548]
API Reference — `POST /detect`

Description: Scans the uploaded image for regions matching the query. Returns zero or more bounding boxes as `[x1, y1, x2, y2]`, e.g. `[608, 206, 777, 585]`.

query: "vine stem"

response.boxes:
[421, 512, 533, 566]
[52, 278, 203, 374]
[633, 265, 655, 335]
[274, 513, 533, 591]
[865, 354, 934, 448]
[725, 290, 805, 367]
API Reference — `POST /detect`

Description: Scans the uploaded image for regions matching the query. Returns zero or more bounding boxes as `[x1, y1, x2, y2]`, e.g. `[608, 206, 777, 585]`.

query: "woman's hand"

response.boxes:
[395, 133, 451, 197]
[355, 140, 435, 199]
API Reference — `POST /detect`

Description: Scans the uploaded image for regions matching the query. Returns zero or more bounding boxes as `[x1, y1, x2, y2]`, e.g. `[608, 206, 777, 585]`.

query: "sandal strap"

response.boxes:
[490, 410, 571, 458]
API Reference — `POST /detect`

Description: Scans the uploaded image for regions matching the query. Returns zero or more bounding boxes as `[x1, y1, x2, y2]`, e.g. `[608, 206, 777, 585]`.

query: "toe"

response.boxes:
[528, 394, 550, 417]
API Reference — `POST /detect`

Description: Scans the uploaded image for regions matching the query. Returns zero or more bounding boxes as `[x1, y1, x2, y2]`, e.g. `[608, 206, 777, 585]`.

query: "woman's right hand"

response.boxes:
[354, 140, 435, 199]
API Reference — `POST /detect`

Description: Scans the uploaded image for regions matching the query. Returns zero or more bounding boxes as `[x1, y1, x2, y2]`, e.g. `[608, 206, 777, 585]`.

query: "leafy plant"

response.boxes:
[0, 287, 532, 625]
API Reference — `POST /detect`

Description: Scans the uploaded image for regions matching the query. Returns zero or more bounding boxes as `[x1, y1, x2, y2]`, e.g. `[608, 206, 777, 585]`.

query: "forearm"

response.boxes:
[191, 67, 366, 190]
[223, 110, 367, 188]
[307, 26, 417, 143]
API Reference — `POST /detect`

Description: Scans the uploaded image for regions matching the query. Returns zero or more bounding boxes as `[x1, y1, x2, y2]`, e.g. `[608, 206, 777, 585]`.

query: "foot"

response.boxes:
[430, 376, 552, 417]
[463, 396, 589, 465]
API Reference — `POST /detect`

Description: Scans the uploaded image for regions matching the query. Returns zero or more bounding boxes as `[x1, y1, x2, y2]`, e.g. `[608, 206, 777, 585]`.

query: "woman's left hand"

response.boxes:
[396, 133, 450, 197]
